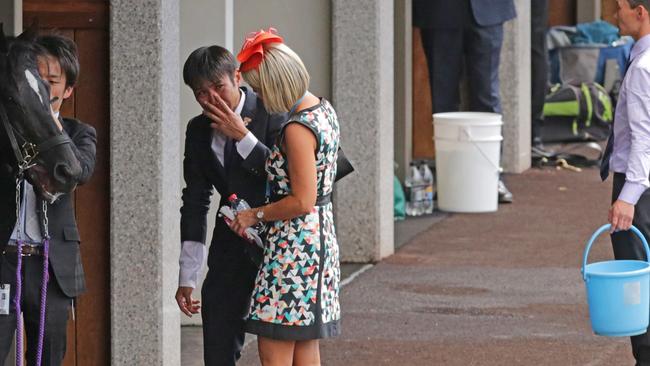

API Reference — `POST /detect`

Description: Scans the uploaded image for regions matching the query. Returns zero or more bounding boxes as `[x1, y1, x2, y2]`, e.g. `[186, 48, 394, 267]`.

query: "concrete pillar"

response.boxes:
[332, 0, 394, 262]
[110, 1, 181, 365]
[500, 0, 531, 173]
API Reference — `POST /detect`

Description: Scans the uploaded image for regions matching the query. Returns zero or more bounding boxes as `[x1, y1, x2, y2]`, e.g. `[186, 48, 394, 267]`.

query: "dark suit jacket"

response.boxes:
[413, 0, 516, 29]
[0, 117, 97, 298]
[180, 87, 285, 265]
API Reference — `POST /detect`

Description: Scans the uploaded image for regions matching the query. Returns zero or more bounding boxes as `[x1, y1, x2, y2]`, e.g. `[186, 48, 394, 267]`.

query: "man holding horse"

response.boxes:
[0, 33, 96, 366]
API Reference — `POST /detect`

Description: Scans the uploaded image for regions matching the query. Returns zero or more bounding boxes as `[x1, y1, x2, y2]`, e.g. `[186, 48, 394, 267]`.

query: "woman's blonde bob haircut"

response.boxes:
[241, 43, 310, 114]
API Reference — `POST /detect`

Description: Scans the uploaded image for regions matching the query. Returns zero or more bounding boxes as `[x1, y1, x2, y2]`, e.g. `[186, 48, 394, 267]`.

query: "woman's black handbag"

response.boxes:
[335, 147, 354, 182]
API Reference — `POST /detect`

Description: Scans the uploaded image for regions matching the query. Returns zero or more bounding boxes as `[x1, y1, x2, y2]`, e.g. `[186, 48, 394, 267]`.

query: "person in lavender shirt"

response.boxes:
[601, 1, 650, 364]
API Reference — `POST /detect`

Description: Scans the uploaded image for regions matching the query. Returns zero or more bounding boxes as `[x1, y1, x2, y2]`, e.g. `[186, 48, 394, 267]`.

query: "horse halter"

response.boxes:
[0, 98, 72, 176]
[0, 98, 61, 366]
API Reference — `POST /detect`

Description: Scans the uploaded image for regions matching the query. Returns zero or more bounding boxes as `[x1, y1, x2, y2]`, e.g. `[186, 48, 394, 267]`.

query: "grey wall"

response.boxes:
[0, 0, 21, 36]
[233, 0, 331, 98]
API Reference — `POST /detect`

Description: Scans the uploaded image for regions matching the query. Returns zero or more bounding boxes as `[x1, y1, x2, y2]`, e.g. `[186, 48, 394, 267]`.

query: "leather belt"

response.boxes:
[270, 193, 332, 206]
[3, 245, 43, 257]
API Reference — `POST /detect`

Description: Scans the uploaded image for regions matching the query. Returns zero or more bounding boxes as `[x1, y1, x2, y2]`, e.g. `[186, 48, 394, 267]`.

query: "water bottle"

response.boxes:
[228, 194, 263, 232]
[404, 162, 424, 216]
[419, 161, 434, 214]
[228, 193, 251, 212]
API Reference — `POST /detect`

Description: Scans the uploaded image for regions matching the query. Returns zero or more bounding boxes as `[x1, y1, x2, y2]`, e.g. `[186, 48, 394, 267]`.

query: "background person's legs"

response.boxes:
[420, 27, 464, 113]
[531, 0, 549, 147]
[464, 21, 504, 113]
[464, 19, 512, 202]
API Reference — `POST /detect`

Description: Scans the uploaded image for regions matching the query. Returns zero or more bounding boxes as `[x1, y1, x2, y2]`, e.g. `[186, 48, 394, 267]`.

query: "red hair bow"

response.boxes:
[237, 27, 284, 72]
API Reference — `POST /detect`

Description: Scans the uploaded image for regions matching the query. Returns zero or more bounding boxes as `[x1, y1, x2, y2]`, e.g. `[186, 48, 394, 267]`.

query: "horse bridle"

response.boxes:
[0, 98, 72, 175]
[0, 98, 69, 366]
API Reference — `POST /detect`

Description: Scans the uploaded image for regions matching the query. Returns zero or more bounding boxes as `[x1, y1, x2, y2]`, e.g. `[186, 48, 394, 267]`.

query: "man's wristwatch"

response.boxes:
[256, 208, 265, 222]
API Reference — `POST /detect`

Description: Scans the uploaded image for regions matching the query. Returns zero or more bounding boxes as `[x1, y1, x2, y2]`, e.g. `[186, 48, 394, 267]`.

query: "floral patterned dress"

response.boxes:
[245, 98, 341, 340]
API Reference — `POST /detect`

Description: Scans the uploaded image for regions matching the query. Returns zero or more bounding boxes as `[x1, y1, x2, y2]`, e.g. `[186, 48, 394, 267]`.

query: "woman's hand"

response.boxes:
[231, 208, 259, 237]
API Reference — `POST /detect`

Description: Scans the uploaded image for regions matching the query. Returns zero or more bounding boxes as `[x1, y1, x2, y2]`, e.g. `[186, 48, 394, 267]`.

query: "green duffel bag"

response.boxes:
[541, 82, 613, 143]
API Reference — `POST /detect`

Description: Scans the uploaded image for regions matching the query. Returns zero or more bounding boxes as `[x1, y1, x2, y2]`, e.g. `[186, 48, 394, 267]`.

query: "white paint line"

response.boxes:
[341, 264, 374, 288]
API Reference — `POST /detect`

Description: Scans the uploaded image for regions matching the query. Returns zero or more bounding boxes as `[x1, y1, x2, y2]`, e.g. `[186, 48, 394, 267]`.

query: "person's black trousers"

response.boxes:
[419, 2, 504, 114]
[531, 0, 549, 143]
[201, 241, 258, 366]
[612, 173, 650, 365]
[0, 252, 71, 366]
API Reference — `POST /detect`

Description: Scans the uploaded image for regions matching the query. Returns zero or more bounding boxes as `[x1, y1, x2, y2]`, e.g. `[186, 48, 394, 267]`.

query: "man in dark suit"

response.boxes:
[0, 35, 96, 366]
[174, 46, 285, 365]
[413, 0, 517, 202]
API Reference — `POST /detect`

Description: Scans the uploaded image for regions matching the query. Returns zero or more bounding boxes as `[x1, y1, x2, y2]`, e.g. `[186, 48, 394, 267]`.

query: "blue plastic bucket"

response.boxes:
[582, 224, 650, 337]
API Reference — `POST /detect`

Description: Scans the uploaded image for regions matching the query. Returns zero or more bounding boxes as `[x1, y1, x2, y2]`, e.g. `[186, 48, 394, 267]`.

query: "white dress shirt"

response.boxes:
[179, 90, 259, 288]
[609, 34, 650, 205]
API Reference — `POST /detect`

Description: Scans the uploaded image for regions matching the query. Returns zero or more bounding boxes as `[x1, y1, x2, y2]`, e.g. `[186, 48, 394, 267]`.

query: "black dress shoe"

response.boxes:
[498, 180, 513, 203]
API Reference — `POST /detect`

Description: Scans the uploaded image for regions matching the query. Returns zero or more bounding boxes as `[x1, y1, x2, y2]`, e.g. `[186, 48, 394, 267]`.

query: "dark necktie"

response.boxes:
[224, 137, 235, 171]
[600, 58, 632, 181]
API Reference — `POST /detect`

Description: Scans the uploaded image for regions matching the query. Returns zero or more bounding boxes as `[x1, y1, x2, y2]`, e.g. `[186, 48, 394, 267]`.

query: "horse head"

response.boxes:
[0, 23, 82, 203]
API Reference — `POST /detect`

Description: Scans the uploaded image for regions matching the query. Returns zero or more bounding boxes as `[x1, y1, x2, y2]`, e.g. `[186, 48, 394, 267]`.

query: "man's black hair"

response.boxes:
[183, 46, 237, 90]
[629, 0, 650, 12]
[36, 34, 80, 88]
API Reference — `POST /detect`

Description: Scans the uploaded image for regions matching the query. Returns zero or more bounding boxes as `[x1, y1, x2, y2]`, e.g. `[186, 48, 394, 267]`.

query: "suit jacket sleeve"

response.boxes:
[66, 121, 97, 185]
[180, 119, 213, 243]
[240, 112, 286, 177]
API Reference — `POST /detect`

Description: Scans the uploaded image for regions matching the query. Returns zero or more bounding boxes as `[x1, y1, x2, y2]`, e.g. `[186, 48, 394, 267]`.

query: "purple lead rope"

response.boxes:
[35, 237, 49, 366]
[36, 236, 50, 366]
[13, 207, 50, 366]
[14, 239, 23, 366]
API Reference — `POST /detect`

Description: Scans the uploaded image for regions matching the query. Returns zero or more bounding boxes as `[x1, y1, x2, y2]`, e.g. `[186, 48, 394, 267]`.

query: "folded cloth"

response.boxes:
[547, 26, 576, 50]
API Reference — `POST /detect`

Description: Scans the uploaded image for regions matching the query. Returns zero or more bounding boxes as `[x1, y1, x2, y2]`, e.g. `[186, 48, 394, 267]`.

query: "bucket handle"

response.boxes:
[461, 127, 504, 175]
[581, 224, 650, 281]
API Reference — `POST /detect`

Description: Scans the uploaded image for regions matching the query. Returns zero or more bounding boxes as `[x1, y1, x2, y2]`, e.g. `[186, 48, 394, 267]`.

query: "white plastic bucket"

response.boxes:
[433, 112, 503, 213]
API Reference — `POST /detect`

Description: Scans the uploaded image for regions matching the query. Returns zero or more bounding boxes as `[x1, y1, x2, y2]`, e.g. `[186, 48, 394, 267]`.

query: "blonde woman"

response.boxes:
[228, 28, 341, 365]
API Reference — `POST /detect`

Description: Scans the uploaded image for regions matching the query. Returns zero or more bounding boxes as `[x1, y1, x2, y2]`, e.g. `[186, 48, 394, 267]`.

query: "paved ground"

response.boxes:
[185, 166, 637, 365]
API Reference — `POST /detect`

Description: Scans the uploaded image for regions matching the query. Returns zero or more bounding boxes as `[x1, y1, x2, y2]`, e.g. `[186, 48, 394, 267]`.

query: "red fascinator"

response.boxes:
[237, 27, 284, 72]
